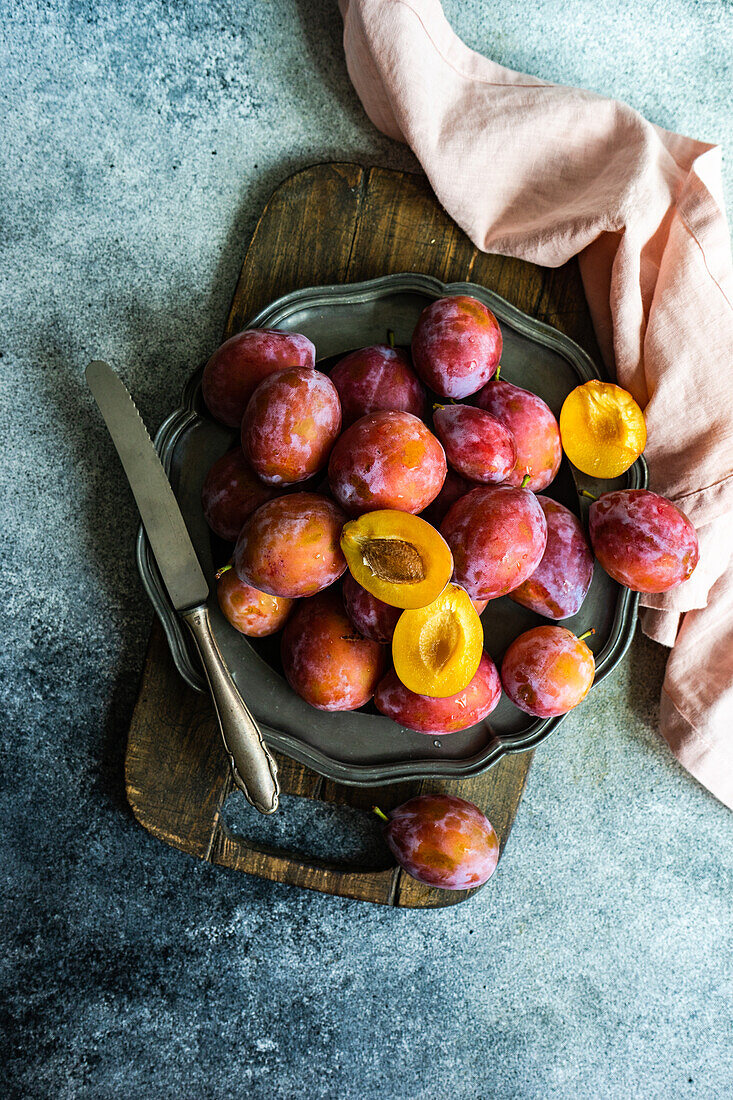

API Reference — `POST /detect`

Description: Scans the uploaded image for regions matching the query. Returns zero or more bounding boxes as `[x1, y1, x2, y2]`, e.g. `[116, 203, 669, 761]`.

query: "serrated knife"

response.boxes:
[86, 360, 279, 814]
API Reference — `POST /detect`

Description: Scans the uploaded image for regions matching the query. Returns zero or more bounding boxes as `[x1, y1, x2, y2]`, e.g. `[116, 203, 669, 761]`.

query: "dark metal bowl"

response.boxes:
[137, 273, 646, 785]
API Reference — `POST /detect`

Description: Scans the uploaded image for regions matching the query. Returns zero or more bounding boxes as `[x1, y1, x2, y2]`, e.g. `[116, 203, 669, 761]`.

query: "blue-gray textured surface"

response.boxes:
[2, 1, 733, 1097]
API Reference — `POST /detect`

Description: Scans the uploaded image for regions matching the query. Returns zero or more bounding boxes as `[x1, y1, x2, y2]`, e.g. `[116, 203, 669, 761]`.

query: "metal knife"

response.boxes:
[86, 360, 279, 815]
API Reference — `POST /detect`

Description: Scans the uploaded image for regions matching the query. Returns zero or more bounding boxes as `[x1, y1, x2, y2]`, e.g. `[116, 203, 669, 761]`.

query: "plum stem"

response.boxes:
[578, 628, 596, 642]
[495, 365, 501, 380]
[520, 473, 531, 488]
[387, 329, 395, 348]
[214, 563, 233, 580]
[580, 489, 598, 501]
[372, 806, 389, 823]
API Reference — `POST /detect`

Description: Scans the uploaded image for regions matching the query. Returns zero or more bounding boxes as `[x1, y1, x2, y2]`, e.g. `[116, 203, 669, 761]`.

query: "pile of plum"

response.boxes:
[201, 295, 699, 737]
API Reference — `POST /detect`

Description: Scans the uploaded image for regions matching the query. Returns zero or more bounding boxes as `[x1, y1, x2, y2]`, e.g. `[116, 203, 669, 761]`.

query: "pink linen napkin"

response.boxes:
[340, 0, 733, 806]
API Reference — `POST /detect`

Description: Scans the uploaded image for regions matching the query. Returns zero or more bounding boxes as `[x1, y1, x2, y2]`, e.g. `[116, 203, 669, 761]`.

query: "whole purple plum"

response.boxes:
[342, 573, 402, 644]
[588, 489, 699, 592]
[510, 496, 594, 618]
[441, 485, 547, 600]
[475, 378, 561, 491]
[411, 296, 502, 399]
[329, 345, 426, 427]
[420, 467, 476, 527]
[381, 794, 499, 890]
[202, 328, 315, 427]
[433, 404, 516, 484]
[328, 410, 446, 515]
[241, 367, 341, 486]
[375, 653, 501, 734]
[501, 625, 595, 718]
[201, 448, 275, 542]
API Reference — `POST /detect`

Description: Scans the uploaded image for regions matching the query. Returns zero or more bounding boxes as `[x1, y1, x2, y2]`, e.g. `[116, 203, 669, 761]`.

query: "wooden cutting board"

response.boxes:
[125, 163, 600, 907]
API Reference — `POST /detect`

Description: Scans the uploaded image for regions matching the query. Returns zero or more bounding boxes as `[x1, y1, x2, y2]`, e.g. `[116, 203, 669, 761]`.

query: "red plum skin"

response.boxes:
[441, 486, 548, 600]
[411, 296, 502, 399]
[201, 448, 275, 543]
[383, 794, 499, 890]
[476, 379, 561, 491]
[202, 329, 315, 427]
[510, 496, 594, 618]
[329, 345, 426, 427]
[342, 573, 401, 644]
[420, 467, 476, 527]
[374, 653, 502, 734]
[501, 625, 595, 717]
[242, 367, 341, 486]
[217, 570, 293, 637]
[589, 489, 699, 593]
[433, 404, 516, 484]
[233, 492, 346, 598]
[328, 410, 446, 515]
[281, 590, 385, 711]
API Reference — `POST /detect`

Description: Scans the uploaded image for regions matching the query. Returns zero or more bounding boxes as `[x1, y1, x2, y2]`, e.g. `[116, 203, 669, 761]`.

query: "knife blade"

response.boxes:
[86, 360, 279, 814]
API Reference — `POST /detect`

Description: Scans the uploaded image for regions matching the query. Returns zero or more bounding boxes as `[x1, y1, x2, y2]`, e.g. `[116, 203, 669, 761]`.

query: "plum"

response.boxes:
[433, 404, 516, 484]
[510, 496, 594, 619]
[201, 448, 275, 542]
[380, 794, 499, 890]
[342, 573, 401, 644]
[202, 328, 315, 427]
[328, 410, 446, 515]
[476, 378, 561, 491]
[241, 366, 341, 485]
[501, 625, 595, 717]
[281, 589, 385, 711]
[411, 296, 502, 399]
[588, 489, 699, 593]
[234, 492, 346, 598]
[340, 509, 454, 611]
[441, 485, 547, 600]
[217, 568, 293, 637]
[329, 344, 426, 426]
[391, 583, 483, 698]
[560, 380, 646, 478]
[375, 653, 501, 734]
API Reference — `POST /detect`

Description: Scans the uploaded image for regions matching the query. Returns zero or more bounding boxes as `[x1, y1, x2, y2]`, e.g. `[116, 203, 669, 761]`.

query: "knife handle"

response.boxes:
[182, 604, 279, 815]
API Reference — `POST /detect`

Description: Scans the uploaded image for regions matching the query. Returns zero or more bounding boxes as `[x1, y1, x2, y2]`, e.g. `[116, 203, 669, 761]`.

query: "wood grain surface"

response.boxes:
[126, 163, 600, 907]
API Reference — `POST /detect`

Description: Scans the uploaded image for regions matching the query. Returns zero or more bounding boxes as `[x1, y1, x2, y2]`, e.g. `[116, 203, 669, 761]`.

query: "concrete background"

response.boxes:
[2, 1, 732, 1097]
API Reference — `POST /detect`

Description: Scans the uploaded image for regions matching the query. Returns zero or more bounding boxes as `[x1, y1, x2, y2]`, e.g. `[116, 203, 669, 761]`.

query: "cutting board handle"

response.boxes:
[211, 821, 400, 905]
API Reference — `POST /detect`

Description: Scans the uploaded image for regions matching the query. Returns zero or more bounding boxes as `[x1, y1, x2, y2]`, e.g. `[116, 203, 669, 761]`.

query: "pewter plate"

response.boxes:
[137, 274, 647, 785]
